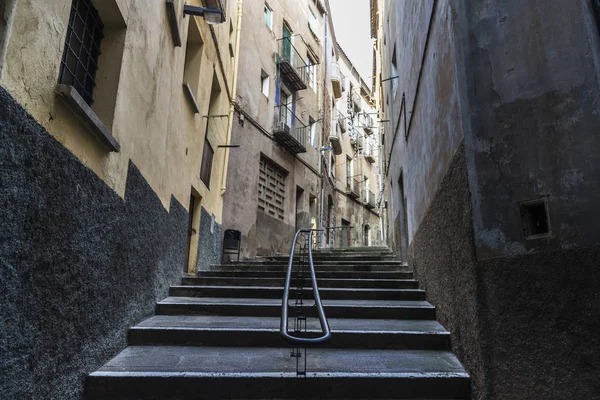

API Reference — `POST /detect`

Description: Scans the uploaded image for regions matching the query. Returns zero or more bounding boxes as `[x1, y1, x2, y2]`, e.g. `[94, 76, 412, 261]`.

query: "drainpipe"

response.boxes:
[0, 0, 17, 80]
[220, 0, 243, 195]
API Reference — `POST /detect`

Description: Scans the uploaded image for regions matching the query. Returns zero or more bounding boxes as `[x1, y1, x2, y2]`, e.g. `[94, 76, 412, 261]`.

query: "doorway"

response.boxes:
[341, 218, 351, 248]
[364, 224, 371, 247]
[398, 173, 409, 261]
[295, 186, 304, 232]
[184, 191, 202, 274]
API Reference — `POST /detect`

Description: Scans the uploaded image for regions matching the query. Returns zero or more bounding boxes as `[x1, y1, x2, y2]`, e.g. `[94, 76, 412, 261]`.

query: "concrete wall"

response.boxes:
[0, 87, 187, 399]
[0, 0, 236, 223]
[222, 0, 326, 258]
[382, 0, 464, 246]
[380, 0, 600, 398]
[0, 0, 236, 397]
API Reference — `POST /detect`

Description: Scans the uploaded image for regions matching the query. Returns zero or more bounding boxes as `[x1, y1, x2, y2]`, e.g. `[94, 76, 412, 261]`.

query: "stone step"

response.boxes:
[86, 346, 470, 399]
[128, 315, 451, 350]
[181, 277, 420, 289]
[209, 263, 409, 272]
[156, 297, 437, 320]
[194, 270, 414, 280]
[273, 255, 397, 262]
[169, 285, 427, 301]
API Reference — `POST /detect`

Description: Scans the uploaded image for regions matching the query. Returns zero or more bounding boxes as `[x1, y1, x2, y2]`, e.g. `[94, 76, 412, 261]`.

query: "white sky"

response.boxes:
[329, 0, 373, 83]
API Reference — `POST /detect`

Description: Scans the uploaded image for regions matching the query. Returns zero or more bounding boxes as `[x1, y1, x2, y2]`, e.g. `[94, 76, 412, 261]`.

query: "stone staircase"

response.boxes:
[85, 247, 470, 399]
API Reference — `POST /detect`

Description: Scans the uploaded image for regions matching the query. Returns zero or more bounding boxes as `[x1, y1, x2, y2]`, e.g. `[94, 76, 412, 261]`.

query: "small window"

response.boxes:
[264, 3, 273, 30]
[183, 17, 204, 112]
[58, 0, 105, 106]
[200, 137, 214, 188]
[229, 19, 235, 57]
[309, 119, 317, 147]
[261, 70, 269, 98]
[306, 55, 317, 91]
[308, 7, 319, 39]
[520, 198, 551, 239]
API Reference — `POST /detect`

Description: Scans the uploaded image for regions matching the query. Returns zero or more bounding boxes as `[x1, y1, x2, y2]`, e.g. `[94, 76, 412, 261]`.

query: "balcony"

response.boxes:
[346, 177, 360, 199]
[331, 62, 343, 99]
[349, 128, 363, 149]
[277, 38, 308, 92]
[336, 109, 347, 133]
[364, 190, 376, 209]
[365, 142, 376, 163]
[273, 104, 307, 154]
[204, 0, 226, 22]
[352, 91, 361, 113]
[362, 113, 374, 134]
[329, 124, 343, 155]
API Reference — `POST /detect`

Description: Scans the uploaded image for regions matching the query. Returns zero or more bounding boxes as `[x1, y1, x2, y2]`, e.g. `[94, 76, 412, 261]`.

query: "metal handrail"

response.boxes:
[280, 229, 332, 345]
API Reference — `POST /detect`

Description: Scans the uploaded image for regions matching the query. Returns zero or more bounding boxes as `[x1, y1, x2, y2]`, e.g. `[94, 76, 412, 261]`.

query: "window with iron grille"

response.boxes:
[200, 137, 214, 189]
[258, 157, 287, 221]
[58, 0, 104, 106]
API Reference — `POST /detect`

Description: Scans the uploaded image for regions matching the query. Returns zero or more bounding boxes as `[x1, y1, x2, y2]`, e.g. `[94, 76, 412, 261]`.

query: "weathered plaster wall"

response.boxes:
[222, 0, 325, 259]
[0, 0, 236, 225]
[410, 144, 600, 400]
[383, 0, 464, 246]
[0, 0, 16, 79]
[454, 0, 600, 259]
[0, 87, 187, 399]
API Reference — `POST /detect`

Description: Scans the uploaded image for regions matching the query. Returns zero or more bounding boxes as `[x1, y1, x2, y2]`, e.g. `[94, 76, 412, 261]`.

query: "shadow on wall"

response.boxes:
[0, 87, 188, 399]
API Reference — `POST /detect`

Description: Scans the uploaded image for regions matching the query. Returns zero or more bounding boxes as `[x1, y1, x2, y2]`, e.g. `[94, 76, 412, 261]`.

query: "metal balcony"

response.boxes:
[331, 62, 343, 99]
[273, 104, 307, 154]
[347, 178, 360, 199]
[364, 190, 376, 209]
[365, 143, 376, 163]
[277, 38, 308, 92]
[352, 91, 361, 113]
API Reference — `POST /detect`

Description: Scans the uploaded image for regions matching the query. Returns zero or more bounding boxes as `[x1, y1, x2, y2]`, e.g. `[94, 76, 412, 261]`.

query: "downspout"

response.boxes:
[0, 0, 17, 80]
[319, 10, 329, 247]
[220, 0, 243, 195]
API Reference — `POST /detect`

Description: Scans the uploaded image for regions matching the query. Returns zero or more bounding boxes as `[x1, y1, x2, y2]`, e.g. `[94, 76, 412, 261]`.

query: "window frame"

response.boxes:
[261, 70, 270, 98]
[264, 2, 273, 30]
[58, 0, 105, 106]
[200, 137, 214, 189]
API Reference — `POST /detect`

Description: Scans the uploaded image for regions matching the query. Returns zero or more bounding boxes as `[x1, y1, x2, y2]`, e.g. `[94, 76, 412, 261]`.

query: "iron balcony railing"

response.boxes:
[364, 190, 376, 209]
[277, 37, 309, 91]
[274, 103, 307, 154]
[281, 229, 332, 376]
[346, 177, 360, 199]
[365, 142, 376, 163]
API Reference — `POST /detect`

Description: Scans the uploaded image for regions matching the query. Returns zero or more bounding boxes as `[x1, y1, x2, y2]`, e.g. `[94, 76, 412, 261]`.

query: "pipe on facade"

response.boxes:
[220, 0, 243, 195]
[0, 0, 17, 80]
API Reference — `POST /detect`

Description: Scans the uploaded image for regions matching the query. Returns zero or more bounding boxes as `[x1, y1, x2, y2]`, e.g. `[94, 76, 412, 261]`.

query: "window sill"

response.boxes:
[56, 84, 120, 152]
[183, 83, 200, 114]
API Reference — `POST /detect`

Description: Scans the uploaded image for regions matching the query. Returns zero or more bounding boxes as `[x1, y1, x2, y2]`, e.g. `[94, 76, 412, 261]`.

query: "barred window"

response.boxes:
[258, 157, 287, 220]
[58, 0, 104, 105]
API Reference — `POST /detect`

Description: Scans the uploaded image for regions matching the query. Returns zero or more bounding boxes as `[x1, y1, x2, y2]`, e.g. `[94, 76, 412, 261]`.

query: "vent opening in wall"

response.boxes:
[520, 198, 551, 239]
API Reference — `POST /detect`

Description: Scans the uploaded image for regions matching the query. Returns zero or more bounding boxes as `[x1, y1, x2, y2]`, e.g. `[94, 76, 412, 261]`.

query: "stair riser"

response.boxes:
[275, 256, 397, 262]
[169, 287, 426, 301]
[209, 265, 409, 272]
[86, 375, 470, 399]
[196, 271, 414, 279]
[128, 328, 451, 350]
[181, 278, 419, 289]
[155, 303, 436, 320]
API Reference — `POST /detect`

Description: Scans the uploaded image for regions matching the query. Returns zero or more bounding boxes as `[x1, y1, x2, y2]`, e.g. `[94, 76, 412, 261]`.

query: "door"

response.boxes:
[282, 23, 292, 62]
[184, 194, 197, 273]
[398, 173, 409, 261]
[341, 219, 350, 248]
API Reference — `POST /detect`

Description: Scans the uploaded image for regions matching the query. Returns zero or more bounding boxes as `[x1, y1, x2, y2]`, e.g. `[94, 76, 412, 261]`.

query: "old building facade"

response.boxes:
[1, 0, 237, 397]
[329, 43, 383, 248]
[375, 0, 600, 398]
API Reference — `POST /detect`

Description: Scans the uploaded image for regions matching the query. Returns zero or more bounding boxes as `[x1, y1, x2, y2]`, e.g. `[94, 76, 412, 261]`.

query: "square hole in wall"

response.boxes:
[520, 198, 551, 240]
